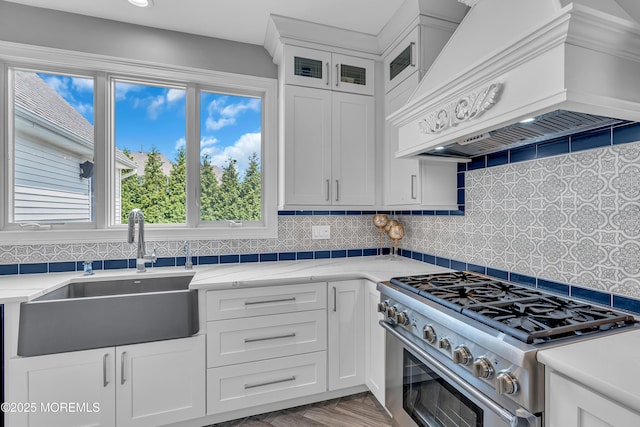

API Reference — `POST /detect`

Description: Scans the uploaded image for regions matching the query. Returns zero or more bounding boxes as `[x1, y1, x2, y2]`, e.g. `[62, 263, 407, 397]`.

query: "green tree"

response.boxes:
[239, 152, 261, 220]
[200, 154, 219, 221]
[139, 147, 168, 223]
[120, 149, 142, 223]
[167, 147, 186, 223]
[215, 158, 241, 220]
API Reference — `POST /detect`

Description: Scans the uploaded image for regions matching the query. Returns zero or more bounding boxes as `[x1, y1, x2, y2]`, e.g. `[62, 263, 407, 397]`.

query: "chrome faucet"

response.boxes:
[127, 208, 156, 272]
[184, 240, 193, 270]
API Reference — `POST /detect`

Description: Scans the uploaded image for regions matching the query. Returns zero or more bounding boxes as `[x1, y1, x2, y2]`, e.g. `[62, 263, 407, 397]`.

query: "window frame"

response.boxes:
[0, 42, 278, 244]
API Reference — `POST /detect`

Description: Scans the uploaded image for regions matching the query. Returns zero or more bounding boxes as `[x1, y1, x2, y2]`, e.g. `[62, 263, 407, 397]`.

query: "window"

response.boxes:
[1, 50, 277, 243]
[11, 70, 95, 224]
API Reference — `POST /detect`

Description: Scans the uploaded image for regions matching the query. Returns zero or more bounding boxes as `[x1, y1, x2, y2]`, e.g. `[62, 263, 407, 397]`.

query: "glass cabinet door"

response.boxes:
[285, 46, 332, 89]
[332, 53, 374, 96]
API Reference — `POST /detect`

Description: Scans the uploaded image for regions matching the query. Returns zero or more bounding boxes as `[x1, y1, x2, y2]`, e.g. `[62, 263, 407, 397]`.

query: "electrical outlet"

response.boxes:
[311, 225, 330, 240]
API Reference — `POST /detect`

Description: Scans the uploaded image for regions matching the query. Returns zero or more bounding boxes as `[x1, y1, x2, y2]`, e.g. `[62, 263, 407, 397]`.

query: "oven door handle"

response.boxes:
[380, 321, 538, 427]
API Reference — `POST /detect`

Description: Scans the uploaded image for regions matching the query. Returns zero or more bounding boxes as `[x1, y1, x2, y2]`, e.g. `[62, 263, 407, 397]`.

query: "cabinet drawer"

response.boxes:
[207, 351, 327, 414]
[207, 282, 327, 320]
[207, 310, 327, 367]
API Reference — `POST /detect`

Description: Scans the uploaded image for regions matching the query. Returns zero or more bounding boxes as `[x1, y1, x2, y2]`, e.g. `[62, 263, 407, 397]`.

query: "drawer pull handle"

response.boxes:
[244, 376, 296, 390]
[103, 353, 109, 388]
[244, 332, 296, 343]
[120, 351, 127, 385]
[245, 297, 296, 306]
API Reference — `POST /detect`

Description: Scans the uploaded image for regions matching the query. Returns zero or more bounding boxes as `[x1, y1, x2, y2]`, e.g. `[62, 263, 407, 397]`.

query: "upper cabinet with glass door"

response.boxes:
[384, 27, 419, 93]
[284, 46, 374, 96]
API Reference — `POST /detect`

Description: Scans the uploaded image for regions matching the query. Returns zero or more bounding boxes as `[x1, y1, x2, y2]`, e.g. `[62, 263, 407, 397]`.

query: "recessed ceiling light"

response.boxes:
[435, 146, 445, 150]
[519, 117, 536, 124]
[128, 0, 153, 7]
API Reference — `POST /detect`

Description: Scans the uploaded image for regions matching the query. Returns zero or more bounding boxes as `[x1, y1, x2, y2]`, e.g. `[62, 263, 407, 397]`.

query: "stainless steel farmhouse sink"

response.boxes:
[18, 274, 199, 356]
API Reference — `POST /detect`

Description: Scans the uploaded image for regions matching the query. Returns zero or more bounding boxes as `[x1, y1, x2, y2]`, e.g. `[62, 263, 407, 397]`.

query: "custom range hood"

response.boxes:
[388, 0, 640, 158]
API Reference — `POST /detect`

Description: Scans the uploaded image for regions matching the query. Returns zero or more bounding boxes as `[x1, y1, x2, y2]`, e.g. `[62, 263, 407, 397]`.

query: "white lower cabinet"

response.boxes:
[327, 280, 365, 390]
[7, 335, 205, 427]
[207, 351, 327, 414]
[547, 370, 640, 427]
[7, 348, 116, 427]
[116, 336, 205, 427]
[364, 280, 385, 405]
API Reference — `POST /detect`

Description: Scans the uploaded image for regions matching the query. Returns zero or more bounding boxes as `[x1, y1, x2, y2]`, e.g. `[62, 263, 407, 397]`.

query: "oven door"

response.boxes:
[382, 323, 540, 427]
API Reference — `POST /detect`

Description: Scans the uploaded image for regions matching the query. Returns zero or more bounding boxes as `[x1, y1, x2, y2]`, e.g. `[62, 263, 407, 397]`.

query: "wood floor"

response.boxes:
[210, 392, 392, 427]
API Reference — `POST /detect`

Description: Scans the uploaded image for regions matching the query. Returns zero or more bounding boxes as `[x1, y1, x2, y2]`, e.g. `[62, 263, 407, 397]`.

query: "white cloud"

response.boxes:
[71, 77, 94, 92]
[115, 82, 142, 101]
[205, 97, 261, 131]
[147, 95, 165, 119]
[174, 137, 186, 151]
[205, 132, 261, 176]
[166, 88, 185, 103]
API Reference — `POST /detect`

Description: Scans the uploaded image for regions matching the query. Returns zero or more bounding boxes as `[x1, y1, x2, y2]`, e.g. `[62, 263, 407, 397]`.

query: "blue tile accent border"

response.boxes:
[2, 245, 640, 316]
[396, 249, 640, 316]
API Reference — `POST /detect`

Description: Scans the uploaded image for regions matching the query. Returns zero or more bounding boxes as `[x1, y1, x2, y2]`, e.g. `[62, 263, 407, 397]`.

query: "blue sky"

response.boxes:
[40, 73, 262, 176]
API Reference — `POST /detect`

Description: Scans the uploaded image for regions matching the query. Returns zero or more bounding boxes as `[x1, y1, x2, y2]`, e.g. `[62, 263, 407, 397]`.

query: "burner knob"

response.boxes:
[396, 312, 411, 326]
[386, 306, 398, 318]
[438, 338, 451, 351]
[452, 346, 473, 366]
[496, 371, 519, 395]
[472, 357, 494, 379]
[423, 325, 437, 343]
[377, 301, 389, 313]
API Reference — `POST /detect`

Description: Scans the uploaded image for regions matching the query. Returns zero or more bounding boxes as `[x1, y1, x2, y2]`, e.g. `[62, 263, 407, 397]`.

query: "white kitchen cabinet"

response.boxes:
[327, 280, 365, 391]
[284, 45, 375, 95]
[284, 85, 375, 207]
[546, 370, 640, 427]
[7, 348, 116, 427]
[7, 335, 205, 427]
[116, 335, 205, 427]
[384, 26, 420, 93]
[364, 280, 385, 406]
[384, 72, 421, 207]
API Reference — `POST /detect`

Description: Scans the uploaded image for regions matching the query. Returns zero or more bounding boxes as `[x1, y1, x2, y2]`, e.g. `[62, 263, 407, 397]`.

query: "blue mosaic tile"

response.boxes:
[410, 210, 423, 216]
[537, 279, 569, 296]
[450, 210, 465, 216]
[457, 172, 465, 188]
[314, 250, 331, 259]
[571, 128, 611, 152]
[49, 261, 77, 273]
[346, 210, 363, 215]
[613, 295, 640, 315]
[199, 255, 219, 265]
[487, 151, 509, 167]
[423, 254, 436, 264]
[296, 211, 314, 216]
[329, 210, 346, 215]
[278, 252, 296, 261]
[313, 210, 331, 216]
[457, 163, 467, 172]
[363, 248, 378, 257]
[347, 249, 363, 257]
[435, 210, 450, 216]
[19, 263, 48, 274]
[104, 259, 128, 270]
[510, 145, 537, 163]
[331, 250, 346, 258]
[154, 257, 176, 268]
[486, 267, 509, 280]
[297, 251, 314, 260]
[240, 254, 259, 263]
[571, 286, 611, 306]
[466, 263, 486, 274]
[256, 253, 278, 262]
[435, 257, 450, 268]
[613, 122, 640, 145]
[509, 272, 536, 288]
[536, 137, 569, 158]
[0, 264, 18, 275]
[423, 210, 436, 216]
[450, 260, 467, 271]
[457, 189, 465, 205]
[468, 156, 486, 170]
[220, 254, 240, 264]
[277, 210, 296, 216]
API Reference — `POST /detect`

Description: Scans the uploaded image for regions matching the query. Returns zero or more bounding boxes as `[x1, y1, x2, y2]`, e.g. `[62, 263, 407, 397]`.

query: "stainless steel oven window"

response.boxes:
[404, 350, 483, 427]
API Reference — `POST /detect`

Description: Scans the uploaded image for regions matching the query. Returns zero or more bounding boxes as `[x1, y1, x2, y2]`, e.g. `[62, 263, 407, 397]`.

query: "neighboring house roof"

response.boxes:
[13, 70, 136, 169]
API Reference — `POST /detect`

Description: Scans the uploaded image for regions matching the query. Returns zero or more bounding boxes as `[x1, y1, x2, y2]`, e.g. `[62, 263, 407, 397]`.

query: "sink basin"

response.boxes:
[18, 274, 199, 356]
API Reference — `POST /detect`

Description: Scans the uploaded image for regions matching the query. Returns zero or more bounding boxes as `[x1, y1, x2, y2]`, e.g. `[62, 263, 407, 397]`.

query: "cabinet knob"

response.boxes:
[395, 311, 411, 326]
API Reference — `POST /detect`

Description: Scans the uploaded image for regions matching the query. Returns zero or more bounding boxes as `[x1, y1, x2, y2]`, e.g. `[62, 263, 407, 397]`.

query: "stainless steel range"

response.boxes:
[377, 271, 636, 427]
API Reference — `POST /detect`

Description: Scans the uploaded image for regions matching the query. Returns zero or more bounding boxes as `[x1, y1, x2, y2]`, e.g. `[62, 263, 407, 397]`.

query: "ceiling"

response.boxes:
[3, 0, 407, 46]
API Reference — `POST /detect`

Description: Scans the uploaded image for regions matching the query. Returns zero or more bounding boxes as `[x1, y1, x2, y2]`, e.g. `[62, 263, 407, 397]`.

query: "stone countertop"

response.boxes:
[537, 328, 640, 413]
[0, 256, 450, 304]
